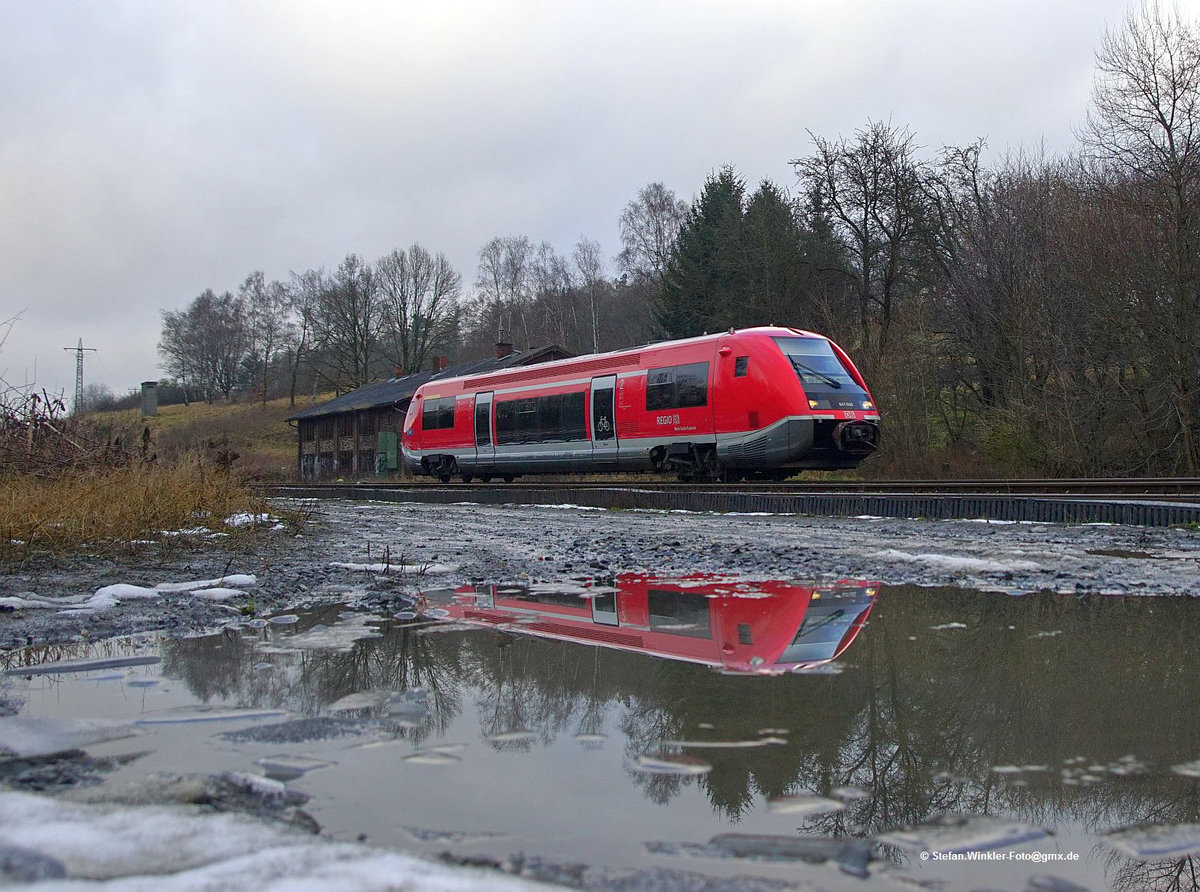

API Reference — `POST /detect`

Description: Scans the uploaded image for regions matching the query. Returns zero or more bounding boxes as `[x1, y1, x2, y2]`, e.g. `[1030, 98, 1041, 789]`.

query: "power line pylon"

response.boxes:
[62, 338, 96, 416]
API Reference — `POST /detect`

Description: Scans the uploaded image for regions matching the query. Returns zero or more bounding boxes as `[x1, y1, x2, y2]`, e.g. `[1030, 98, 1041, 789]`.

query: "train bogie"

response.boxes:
[401, 326, 879, 481]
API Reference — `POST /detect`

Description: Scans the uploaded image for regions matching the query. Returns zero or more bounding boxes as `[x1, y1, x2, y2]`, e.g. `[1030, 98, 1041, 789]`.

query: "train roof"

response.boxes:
[417, 326, 827, 395]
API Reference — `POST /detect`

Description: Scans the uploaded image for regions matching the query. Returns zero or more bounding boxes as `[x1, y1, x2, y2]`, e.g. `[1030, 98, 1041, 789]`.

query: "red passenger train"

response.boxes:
[402, 326, 879, 482]
[417, 574, 878, 675]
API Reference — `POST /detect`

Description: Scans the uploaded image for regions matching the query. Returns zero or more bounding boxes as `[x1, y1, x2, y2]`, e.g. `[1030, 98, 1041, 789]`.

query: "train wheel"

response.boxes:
[481, 475, 493, 483]
[503, 474, 515, 483]
[437, 472, 451, 483]
[461, 473, 474, 483]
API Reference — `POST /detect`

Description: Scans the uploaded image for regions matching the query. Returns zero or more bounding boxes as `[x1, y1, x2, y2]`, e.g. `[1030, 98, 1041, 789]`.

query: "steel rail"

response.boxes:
[263, 476, 1200, 495]
[260, 478, 1200, 527]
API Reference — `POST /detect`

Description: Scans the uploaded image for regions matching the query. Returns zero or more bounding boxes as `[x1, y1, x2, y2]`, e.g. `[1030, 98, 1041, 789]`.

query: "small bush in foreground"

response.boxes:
[0, 463, 279, 559]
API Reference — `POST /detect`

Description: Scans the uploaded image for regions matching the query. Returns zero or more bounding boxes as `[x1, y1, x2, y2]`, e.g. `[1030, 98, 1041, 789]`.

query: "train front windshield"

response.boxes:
[773, 337, 872, 410]
[777, 593, 873, 665]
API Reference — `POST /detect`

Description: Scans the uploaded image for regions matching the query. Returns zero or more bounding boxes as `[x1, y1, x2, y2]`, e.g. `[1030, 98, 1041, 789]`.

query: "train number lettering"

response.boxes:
[656, 414, 680, 426]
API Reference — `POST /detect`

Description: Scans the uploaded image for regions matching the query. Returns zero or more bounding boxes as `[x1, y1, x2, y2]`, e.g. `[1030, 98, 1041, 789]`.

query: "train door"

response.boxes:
[474, 392, 494, 465]
[590, 375, 618, 464]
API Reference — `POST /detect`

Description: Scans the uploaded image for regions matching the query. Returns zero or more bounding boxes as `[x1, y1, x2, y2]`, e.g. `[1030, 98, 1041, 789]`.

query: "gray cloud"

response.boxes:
[0, 0, 1184, 396]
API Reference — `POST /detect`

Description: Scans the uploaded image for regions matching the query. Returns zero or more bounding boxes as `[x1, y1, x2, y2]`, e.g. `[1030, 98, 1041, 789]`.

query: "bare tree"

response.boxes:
[158, 289, 247, 402]
[240, 271, 292, 404]
[476, 236, 534, 346]
[1081, 0, 1200, 472]
[573, 238, 607, 352]
[618, 183, 688, 286]
[794, 122, 939, 363]
[283, 268, 322, 406]
[309, 254, 383, 392]
[377, 244, 461, 375]
[528, 241, 576, 347]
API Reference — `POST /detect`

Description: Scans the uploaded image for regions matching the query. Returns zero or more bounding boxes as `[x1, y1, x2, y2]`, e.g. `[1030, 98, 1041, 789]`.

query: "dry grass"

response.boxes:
[89, 393, 333, 481]
[0, 462, 279, 559]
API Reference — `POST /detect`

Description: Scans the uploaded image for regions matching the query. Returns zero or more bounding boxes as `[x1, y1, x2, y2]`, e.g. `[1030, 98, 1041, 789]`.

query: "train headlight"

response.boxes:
[861, 401, 874, 410]
[808, 399, 819, 409]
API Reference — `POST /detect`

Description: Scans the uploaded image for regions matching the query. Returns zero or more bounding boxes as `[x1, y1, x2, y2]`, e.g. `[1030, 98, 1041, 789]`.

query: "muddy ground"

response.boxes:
[4, 497, 1200, 890]
[4, 497, 1199, 650]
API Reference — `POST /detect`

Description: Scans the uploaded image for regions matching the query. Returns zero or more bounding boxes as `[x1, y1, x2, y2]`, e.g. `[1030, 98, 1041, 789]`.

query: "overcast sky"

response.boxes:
[2, 0, 1194, 401]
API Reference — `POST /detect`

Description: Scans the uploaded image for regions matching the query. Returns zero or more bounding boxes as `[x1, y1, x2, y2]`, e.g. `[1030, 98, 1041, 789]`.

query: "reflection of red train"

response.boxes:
[402, 326, 879, 482]
[418, 575, 878, 675]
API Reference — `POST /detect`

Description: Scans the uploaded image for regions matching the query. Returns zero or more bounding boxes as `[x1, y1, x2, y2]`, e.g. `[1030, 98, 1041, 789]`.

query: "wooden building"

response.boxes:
[288, 344, 572, 479]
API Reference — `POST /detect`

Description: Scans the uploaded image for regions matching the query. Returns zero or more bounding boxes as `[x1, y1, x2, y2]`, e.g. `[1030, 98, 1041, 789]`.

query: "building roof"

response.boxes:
[287, 345, 572, 421]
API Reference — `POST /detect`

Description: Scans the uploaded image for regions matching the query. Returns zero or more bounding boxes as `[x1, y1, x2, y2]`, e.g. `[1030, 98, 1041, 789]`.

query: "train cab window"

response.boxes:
[421, 397, 455, 431]
[734, 356, 749, 377]
[645, 362, 709, 411]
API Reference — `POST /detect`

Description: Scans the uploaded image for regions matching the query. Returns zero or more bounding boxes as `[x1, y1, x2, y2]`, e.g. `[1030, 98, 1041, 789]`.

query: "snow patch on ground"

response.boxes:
[0, 790, 553, 890]
[870, 549, 1043, 575]
[56, 576, 257, 614]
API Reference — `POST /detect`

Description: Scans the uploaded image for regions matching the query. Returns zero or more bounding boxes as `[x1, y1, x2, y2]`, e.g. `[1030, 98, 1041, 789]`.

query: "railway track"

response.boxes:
[265, 476, 1200, 497]
[261, 477, 1200, 527]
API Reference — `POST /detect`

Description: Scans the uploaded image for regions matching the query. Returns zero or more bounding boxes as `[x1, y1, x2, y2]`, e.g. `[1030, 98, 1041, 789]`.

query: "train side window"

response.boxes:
[734, 356, 749, 377]
[674, 362, 708, 407]
[538, 395, 562, 439]
[515, 398, 537, 441]
[648, 589, 712, 639]
[495, 401, 515, 441]
[646, 368, 674, 411]
[646, 363, 709, 410]
[561, 392, 586, 440]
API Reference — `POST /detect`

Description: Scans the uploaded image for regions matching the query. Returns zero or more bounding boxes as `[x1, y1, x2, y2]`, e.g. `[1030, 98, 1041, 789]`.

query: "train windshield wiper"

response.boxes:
[788, 357, 842, 389]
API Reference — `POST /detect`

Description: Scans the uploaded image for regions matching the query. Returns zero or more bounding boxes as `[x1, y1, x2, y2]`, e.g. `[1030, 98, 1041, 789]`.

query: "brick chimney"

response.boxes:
[433, 355, 449, 372]
[393, 365, 404, 378]
[495, 340, 514, 359]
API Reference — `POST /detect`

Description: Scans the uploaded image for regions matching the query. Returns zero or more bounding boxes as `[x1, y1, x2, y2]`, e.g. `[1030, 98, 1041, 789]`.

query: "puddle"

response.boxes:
[4, 584, 1200, 888]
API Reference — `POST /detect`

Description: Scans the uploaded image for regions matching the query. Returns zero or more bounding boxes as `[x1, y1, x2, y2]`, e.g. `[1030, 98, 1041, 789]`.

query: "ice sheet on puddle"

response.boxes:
[403, 750, 461, 765]
[766, 794, 845, 816]
[877, 814, 1049, 854]
[275, 616, 385, 652]
[4, 655, 159, 677]
[401, 826, 508, 844]
[256, 755, 335, 781]
[135, 708, 286, 725]
[327, 691, 391, 712]
[0, 716, 140, 758]
[1103, 823, 1200, 860]
[659, 737, 787, 749]
[632, 753, 712, 776]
